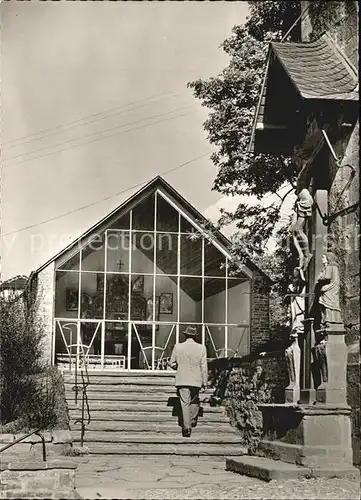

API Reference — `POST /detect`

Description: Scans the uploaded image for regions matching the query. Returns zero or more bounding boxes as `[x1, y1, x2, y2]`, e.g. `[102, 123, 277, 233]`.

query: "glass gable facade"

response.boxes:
[54, 189, 251, 370]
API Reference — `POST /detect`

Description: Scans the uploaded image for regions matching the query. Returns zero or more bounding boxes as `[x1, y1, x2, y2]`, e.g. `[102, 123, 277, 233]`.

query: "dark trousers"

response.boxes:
[177, 387, 200, 430]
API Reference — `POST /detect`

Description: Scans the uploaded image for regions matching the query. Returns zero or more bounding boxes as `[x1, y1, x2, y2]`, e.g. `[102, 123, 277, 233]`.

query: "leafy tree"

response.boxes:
[188, 1, 301, 257]
[0, 291, 68, 430]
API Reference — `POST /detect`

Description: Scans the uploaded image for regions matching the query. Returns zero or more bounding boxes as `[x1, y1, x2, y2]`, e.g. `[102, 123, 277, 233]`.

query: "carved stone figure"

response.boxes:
[316, 252, 343, 329]
[289, 188, 314, 271]
[314, 335, 328, 388]
[288, 267, 306, 335]
[285, 334, 301, 386]
[285, 333, 301, 403]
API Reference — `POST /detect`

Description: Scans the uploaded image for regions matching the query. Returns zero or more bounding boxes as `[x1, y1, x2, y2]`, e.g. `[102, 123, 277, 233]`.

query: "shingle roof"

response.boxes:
[271, 34, 358, 100]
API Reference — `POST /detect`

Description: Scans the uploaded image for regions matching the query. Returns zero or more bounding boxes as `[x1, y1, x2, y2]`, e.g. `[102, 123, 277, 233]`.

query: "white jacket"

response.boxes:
[169, 339, 208, 388]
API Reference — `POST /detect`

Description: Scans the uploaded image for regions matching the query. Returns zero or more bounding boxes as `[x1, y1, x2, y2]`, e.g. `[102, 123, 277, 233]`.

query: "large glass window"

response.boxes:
[53, 187, 251, 367]
[55, 270, 79, 318]
[80, 273, 104, 319]
[56, 252, 80, 271]
[105, 273, 129, 320]
[204, 242, 226, 277]
[155, 275, 178, 321]
[132, 192, 155, 231]
[156, 233, 177, 275]
[131, 274, 152, 321]
[157, 195, 179, 232]
[227, 279, 250, 324]
[131, 232, 155, 274]
[106, 231, 130, 273]
[180, 234, 202, 276]
[204, 278, 226, 324]
[108, 211, 130, 230]
[179, 277, 202, 323]
[81, 235, 105, 272]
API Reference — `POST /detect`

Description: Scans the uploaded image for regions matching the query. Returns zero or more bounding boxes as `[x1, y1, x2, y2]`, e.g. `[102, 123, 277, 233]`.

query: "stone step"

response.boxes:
[80, 442, 246, 456]
[65, 384, 177, 393]
[225, 456, 360, 481]
[63, 370, 176, 378]
[67, 402, 224, 413]
[64, 384, 214, 394]
[69, 421, 234, 433]
[68, 410, 228, 423]
[65, 392, 213, 403]
[63, 376, 175, 387]
[72, 431, 242, 444]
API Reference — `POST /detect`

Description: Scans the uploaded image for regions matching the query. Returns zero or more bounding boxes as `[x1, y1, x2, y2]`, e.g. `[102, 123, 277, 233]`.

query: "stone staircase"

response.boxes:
[63, 371, 245, 456]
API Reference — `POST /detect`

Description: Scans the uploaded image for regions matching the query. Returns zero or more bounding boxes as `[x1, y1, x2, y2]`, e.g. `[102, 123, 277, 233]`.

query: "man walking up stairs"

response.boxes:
[169, 326, 208, 438]
[64, 369, 244, 456]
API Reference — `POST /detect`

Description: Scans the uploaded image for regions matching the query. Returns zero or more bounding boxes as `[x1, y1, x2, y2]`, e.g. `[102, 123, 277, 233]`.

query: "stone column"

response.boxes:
[299, 189, 328, 403]
[299, 318, 316, 404]
[285, 333, 301, 403]
[316, 324, 348, 406]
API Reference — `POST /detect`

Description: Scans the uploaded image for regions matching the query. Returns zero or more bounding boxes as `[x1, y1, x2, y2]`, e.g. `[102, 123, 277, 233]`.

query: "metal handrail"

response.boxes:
[0, 428, 47, 461]
[72, 348, 91, 448]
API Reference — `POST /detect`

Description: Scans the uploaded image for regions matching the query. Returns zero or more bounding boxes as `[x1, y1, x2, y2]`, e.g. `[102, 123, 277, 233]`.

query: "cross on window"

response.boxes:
[117, 260, 125, 271]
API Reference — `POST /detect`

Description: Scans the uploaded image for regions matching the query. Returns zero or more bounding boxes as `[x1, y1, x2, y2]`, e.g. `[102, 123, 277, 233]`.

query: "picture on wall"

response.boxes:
[159, 293, 173, 314]
[132, 275, 144, 294]
[66, 289, 79, 311]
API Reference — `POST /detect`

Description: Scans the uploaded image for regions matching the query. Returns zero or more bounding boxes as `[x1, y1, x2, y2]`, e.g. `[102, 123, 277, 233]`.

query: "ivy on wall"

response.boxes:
[209, 357, 288, 453]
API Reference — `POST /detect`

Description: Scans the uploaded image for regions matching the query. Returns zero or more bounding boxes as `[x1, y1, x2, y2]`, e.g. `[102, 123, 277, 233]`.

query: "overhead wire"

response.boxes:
[2, 104, 194, 167]
[1, 88, 183, 148]
[0, 151, 212, 238]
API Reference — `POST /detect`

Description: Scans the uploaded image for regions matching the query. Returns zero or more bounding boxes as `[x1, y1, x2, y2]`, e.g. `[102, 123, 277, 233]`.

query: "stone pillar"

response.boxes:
[316, 325, 348, 406]
[285, 333, 301, 403]
[300, 318, 316, 404]
[299, 189, 328, 404]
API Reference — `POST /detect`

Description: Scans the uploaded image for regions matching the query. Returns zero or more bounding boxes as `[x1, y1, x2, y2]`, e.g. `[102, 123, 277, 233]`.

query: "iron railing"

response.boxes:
[0, 428, 47, 461]
[72, 348, 91, 447]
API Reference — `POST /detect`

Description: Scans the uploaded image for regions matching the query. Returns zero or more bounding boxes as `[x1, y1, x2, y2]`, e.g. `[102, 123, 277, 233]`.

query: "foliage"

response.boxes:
[0, 292, 68, 431]
[188, 1, 302, 259]
[210, 357, 288, 453]
[224, 365, 273, 453]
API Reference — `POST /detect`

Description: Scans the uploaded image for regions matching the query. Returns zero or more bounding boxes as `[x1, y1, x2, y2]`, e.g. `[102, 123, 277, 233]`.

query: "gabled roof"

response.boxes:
[31, 176, 271, 282]
[271, 34, 358, 100]
[0, 275, 28, 290]
[249, 33, 358, 153]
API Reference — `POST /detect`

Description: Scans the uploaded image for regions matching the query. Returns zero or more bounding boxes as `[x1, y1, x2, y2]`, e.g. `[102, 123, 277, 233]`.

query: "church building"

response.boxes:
[29, 176, 270, 371]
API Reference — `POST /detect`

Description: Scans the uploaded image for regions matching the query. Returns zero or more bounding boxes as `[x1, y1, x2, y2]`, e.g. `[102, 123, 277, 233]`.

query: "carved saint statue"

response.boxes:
[316, 252, 343, 329]
[289, 188, 314, 271]
[285, 333, 301, 396]
[288, 267, 306, 335]
[284, 267, 305, 403]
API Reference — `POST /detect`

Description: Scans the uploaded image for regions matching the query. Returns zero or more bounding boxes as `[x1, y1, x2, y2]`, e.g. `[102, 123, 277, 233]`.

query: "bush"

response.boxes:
[0, 291, 69, 431]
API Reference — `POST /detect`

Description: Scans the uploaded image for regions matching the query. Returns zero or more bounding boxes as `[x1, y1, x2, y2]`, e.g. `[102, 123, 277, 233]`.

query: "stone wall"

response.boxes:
[209, 351, 360, 465]
[0, 430, 73, 461]
[250, 270, 271, 352]
[0, 460, 78, 499]
[36, 263, 55, 364]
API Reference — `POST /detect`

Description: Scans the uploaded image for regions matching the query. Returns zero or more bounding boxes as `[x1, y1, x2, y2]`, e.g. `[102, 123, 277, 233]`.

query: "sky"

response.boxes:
[1, 1, 253, 281]
[0, 1, 295, 282]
